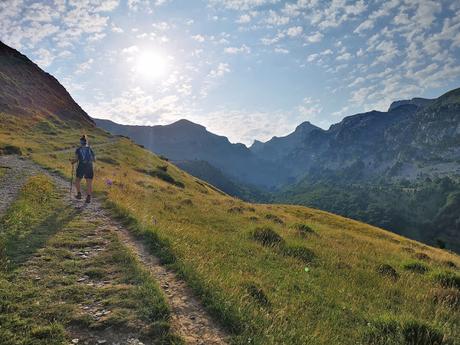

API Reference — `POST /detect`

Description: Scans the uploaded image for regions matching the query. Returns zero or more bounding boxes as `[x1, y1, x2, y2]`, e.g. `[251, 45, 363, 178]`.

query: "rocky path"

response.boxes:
[0, 155, 229, 345]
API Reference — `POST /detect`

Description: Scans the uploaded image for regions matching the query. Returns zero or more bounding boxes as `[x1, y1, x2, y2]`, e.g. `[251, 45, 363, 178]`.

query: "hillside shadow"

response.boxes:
[5, 206, 83, 270]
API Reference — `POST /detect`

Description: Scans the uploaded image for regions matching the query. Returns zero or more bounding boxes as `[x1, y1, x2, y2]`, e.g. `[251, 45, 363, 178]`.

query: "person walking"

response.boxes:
[71, 135, 96, 203]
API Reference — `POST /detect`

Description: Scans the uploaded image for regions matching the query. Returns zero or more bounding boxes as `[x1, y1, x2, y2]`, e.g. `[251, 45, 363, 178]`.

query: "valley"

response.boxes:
[95, 89, 460, 252]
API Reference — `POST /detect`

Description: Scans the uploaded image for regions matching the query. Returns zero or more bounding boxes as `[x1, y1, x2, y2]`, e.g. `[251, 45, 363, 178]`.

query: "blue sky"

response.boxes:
[1, 0, 460, 145]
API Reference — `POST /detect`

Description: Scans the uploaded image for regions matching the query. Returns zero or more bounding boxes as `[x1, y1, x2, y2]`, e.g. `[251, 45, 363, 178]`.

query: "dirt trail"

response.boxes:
[0, 155, 230, 345]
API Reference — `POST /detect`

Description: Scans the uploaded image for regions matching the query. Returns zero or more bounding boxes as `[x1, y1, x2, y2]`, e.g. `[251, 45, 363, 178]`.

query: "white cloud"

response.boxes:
[34, 48, 55, 68]
[75, 58, 94, 74]
[122, 45, 139, 54]
[261, 32, 285, 45]
[305, 31, 323, 43]
[236, 14, 251, 23]
[264, 10, 289, 26]
[286, 26, 303, 37]
[191, 34, 205, 42]
[224, 44, 251, 54]
[336, 52, 351, 61]
[86, 87, 186, 125]
[209, 62, 231, 78]
[274, 47, 289, 54]
[297, 97, 323, 124]
[208, 0, 279, 11]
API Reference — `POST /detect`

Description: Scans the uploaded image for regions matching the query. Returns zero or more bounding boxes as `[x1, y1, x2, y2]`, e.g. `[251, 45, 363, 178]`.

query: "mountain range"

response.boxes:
[95, 89, 460, 252]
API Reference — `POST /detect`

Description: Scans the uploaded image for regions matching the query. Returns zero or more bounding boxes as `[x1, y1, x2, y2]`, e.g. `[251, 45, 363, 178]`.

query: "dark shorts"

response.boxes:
[76, 163, 94, 179]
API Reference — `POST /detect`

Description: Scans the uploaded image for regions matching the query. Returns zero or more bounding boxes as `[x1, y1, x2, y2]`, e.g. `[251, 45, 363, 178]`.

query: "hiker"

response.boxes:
[70, 135, 96, 203]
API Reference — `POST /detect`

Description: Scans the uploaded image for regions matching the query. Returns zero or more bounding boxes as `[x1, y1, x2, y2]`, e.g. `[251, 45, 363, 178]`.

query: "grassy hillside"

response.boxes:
[1, 113, 460, 344]
[0, 173, 178, 344]
[275, 177, 460, 253]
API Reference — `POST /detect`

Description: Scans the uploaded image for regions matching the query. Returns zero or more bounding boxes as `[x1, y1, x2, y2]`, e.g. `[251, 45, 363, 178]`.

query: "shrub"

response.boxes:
[442, 260, 456, 269]
[98, 157, 120, 166]
[414, 252, 430, 261]
[137, 168, 185, 188]
[401, 320, 444, 345]
[432, 271, 460, 289]
[431, 288, 460, 309]
[376, 264, 399, 281]
[403, 262, 429, 274]
[157, 165, 168, 172]
[251, 227, 284, 247]
[228, 206, 244, 214]
[244, 283, 270, 307]
[292, 223, 315, 236]
[159, 155, 169, 161]
[364, 318, 402, 345]
[180, 199, 193, 206]
[282, 245, 315, 263]
[364, 318, 446, 345]
[265, 213, 284, 224]
[0, 145, 22, 155]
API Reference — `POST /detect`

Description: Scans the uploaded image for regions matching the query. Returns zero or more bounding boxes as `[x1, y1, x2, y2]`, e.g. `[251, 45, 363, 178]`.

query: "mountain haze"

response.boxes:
[96, 88, 460, 251]
[95, 118, 285, 188]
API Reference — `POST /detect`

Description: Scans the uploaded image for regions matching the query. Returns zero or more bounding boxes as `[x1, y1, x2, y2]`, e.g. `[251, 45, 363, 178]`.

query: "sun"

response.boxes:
[134, 50, 169, 80]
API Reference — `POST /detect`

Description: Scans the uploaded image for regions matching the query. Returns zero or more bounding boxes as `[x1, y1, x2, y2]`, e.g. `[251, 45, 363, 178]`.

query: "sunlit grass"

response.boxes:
[2, 113, 460, 344]
[0, 173, 179, 344]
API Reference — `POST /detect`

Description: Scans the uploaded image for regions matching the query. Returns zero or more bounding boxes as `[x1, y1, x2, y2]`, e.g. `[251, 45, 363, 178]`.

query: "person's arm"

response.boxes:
[70, 149, 79, 164]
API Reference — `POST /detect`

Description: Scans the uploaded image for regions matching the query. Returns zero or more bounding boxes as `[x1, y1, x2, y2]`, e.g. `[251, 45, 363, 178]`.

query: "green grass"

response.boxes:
[0, 166, 8, 180]
[2, 113, 460, 344]
[0, 173, 179, 344]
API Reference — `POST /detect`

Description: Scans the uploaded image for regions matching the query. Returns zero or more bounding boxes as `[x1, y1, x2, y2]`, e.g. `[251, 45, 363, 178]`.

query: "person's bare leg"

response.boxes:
[86, 178, 93, 196]
[75, 177, 82, 194]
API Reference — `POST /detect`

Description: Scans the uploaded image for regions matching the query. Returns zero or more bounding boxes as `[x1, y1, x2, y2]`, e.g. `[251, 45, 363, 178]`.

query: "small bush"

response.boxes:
[244, 283, 270, 307]
[364, 318, 446, 345]
[180, 199, 193, 206]
[376, 264, 399, 281]
[265, 213, 284, 224]
[282, 245, 315, 263]
[98, 157, 120, 166]
[228, 206, 244, 214]
[431, 288, 460, 309]
[364, 318, 401, 345]
[401, 320, 444, 345]
[432, 271, 460, 290]
[0, 145, 22, 155]
[292, 223, 315, 236]
[414, 252, 430, 261]
[403, 262, 429, 274]
[157, 165, 168, 172]
[137, 168, 185, 188]
[159, 155, 169, 161]
[442, 260, 456, 269]
[251, 227, 284, 247]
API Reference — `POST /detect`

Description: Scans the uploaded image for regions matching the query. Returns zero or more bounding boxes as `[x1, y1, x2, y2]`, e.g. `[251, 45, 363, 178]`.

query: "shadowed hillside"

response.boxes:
[0, 41, 94, 126]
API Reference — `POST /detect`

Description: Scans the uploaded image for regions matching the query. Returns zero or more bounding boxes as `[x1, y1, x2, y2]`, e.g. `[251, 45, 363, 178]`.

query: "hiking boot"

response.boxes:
[85, 195, 91, 204]
[75, 192, 82, 200]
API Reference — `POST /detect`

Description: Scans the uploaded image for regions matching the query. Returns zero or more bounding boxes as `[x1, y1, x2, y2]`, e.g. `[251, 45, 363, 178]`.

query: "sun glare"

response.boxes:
[134, 50, 169, 80]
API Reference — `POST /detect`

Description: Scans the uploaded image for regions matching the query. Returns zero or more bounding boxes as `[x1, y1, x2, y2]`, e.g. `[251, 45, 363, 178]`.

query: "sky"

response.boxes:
[1, 0, 460, 145]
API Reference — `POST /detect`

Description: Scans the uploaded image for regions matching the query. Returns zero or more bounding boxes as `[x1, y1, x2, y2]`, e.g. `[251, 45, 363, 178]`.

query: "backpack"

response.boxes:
[77, 146, 94, 164]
